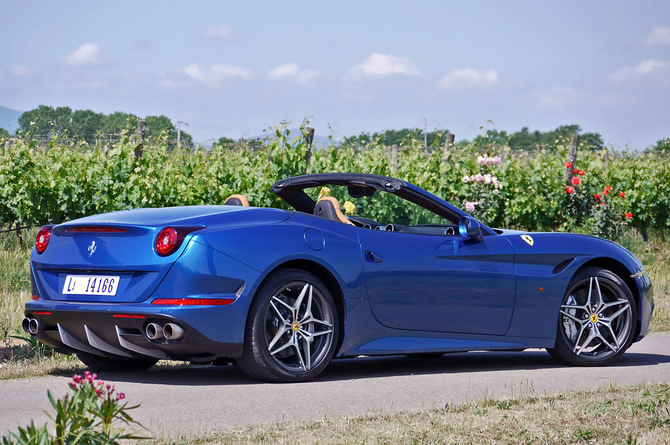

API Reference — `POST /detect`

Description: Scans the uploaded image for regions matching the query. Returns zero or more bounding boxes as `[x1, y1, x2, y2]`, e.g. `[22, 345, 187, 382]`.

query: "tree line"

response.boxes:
[2, 105, 193, 147]
[1, 105, 669, 151]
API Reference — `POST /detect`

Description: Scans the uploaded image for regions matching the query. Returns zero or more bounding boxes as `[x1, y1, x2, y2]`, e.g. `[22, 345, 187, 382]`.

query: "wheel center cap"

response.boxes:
[589, 314, 599, 323]
[292, 321, 301, 332]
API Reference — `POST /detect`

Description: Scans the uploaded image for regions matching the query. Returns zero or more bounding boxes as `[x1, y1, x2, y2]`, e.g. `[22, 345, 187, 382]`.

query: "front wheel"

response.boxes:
[548, 267, 637, 366]
[237, 269, 339, 382]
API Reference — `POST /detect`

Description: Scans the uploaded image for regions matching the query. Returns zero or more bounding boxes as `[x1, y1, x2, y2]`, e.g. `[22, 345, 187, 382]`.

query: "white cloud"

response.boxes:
[534, 87, 589, 111]
[643, 26, 670, 47]
[267, 63, 320, 85]
[184, 63, 252, 86]
[436, 68, 498, 90]
[608, 59, 670, 84]
[65, 43, 102, 67]
[10, 66, 35, 77]
[350, 53, 420, 78]
[206, 27, 233, 40]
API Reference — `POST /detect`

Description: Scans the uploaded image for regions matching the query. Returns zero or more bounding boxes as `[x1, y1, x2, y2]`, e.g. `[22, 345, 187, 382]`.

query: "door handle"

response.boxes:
[364, 250, 384, 263]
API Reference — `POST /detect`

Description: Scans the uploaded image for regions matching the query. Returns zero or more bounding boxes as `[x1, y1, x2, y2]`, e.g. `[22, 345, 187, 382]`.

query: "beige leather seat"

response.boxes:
[225, 194, 250, 206]
[314, 197, 354, 225]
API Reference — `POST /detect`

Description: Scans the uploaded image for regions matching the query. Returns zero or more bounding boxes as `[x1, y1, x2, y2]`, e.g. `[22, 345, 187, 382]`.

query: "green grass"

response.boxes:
[153, 382, 670, 444]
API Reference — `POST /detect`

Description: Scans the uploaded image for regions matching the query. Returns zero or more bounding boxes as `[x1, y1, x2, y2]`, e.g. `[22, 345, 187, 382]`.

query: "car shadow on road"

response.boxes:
[93, 349, 670, 386]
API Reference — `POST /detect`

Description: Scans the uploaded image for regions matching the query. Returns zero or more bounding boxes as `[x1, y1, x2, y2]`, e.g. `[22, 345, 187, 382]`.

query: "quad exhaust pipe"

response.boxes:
[145, 322, 185, 341]
[22, 317, 40, 335]
[145, 322, 164, 340]
[163, 323, 185, 340]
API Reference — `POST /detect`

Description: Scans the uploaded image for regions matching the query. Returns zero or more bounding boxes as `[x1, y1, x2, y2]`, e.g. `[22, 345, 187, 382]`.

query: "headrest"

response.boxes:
[314, 197, 354, 225]
[225, 194, 250, 206]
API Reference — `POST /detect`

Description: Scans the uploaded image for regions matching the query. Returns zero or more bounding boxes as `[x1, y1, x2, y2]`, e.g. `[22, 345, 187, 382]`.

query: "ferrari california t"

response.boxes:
[24, 173, 654, 382]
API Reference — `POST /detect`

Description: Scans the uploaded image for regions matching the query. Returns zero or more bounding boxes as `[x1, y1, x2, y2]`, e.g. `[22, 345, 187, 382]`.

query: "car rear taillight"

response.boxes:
[35, 225, 53, 254]
[155, 227, 178, 256]
[155, 226, 202, 256]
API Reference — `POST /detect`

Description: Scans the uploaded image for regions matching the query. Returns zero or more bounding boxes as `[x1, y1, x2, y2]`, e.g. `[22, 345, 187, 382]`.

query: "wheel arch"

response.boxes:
[250, 259, 347, 355]
[574, 257, 642, 338]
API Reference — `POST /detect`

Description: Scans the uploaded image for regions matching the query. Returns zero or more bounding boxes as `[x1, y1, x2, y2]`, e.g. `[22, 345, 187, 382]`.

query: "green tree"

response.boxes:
[18, 105, 73, 136]
[217, 136, 237, 146]
[650, 137, 670, 152]
[70, 109, 104, 143]
[0, 128, 9, 138]
[100, 111, 139, 134]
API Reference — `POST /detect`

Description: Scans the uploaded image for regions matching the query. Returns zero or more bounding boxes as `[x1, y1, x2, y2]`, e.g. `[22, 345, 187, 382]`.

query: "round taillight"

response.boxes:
[35, 226, 52, 254]
[155, 227, 178, 256]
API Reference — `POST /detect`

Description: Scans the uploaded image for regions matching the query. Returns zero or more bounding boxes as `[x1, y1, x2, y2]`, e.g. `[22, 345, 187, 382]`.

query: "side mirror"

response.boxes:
[459, 216, 483, 242]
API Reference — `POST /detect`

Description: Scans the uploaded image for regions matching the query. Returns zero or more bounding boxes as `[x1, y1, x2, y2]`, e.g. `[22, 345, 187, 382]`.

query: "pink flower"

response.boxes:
[462, 175, 470, 183]
[118, 393, 126, 400]
[465, 201, 476, 213]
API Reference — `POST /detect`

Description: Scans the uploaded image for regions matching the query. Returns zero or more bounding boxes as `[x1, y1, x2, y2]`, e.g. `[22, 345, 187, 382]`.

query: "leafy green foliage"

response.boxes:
[1, 123, 668, 240]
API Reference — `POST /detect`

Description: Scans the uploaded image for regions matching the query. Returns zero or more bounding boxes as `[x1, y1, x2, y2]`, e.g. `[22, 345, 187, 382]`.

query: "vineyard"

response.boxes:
[2, 123, 670, 241]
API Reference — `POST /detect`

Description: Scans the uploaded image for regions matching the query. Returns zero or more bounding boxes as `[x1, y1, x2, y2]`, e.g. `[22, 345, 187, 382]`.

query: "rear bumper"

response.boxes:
[24, 305, 244, 362]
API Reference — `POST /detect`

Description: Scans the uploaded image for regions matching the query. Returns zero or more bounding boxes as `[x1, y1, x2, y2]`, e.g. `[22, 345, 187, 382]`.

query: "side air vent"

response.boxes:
[553, 259, 574, 275]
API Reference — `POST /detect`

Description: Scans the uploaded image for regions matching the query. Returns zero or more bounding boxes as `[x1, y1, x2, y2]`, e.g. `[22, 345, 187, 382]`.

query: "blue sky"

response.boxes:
[2, 1, 670, 148]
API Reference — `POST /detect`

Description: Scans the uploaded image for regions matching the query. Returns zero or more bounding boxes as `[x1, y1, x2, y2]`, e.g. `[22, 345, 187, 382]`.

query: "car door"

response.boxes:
[358, 228, 517, 335]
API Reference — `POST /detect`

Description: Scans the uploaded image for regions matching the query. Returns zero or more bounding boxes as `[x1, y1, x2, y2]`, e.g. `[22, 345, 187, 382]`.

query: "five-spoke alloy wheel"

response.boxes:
[548, 267, 637, 366]
[238, 269, 339, 382]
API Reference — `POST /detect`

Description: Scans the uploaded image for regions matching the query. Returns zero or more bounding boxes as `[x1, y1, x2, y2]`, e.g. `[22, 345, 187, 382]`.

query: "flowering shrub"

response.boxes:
[460, 153, 503, 221]
[562, 163, 631, 240]
[2, 371, 146, 444]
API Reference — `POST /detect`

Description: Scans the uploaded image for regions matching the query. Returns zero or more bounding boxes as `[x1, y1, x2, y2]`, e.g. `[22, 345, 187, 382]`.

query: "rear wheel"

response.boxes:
[238, 269, 339, 382]
[76, 352, 158, 373]
[548, 267, 637, 366]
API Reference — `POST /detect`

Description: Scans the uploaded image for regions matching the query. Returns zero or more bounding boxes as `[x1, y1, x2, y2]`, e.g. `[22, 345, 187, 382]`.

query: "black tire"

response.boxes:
[548, 267, 637, 366]
[76, 352, 158, 373]
[237, 269, 339, 382]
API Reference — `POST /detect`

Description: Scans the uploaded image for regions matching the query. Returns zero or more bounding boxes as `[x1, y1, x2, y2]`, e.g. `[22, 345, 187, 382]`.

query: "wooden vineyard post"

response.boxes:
[564, 134, 579, 186]
[303, 127, 315, 175]
[391, 144, 399, 173]
[134, 119, 146, 159]
[443, 133, 455, 163]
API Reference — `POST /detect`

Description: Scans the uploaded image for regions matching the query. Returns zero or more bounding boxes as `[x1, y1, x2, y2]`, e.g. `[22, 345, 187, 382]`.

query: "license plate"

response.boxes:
[62, 275, 120, 296]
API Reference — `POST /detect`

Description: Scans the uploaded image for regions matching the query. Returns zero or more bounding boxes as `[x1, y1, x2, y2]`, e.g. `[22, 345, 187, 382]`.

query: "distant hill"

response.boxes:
[0, 106, 22, 135]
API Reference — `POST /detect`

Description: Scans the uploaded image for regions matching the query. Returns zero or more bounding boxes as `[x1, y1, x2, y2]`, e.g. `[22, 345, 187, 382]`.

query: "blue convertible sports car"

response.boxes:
[25, 173, 653, 382]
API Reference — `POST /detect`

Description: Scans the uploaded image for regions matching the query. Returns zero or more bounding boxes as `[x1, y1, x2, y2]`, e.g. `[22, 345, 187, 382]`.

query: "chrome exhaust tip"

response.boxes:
[145, 322, 164, 340]
[163, 323, 185, 341]
[28, 318, 39, 335]
[22, 318, 31, 334]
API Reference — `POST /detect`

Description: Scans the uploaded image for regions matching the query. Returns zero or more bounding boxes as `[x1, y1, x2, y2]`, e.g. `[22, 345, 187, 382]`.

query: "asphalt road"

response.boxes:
[2, 332, 670, 439]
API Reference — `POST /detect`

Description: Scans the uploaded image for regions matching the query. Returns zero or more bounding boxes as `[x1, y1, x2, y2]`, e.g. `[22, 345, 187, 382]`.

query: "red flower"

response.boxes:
[565, 162, 572, 168]
[626, 212, 633, 219]
[619, 192, 625, 198]
[594, 193, 601, 200]
[573, 168, 579, 174]
[571, 177, 580, 186]
[605, 185, 611, 192]
[600, 202, 606, 206]
[578, 170, 585, 176]
[566, 186, 575, 194]
[603, 190, 608, 195]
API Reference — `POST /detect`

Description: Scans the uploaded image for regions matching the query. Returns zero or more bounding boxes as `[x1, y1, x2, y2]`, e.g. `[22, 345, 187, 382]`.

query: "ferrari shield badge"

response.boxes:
[521, 235, 534, 246]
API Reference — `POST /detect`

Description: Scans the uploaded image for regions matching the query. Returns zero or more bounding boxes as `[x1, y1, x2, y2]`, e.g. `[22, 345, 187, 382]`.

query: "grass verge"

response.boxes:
[154, 382, 670, 444]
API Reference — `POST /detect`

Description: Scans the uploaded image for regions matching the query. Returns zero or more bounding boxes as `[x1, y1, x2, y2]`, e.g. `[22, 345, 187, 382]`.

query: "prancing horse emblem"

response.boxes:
[88, 241, 97, 257]
[521, 235, 534, 246]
